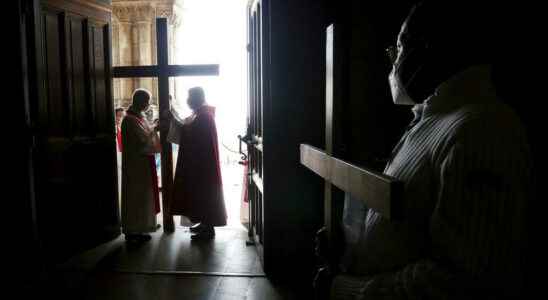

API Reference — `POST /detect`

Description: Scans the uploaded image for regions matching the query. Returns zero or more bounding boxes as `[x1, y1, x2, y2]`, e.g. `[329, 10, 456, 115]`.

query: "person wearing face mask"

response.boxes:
[121, 88, 162, 243]
[328, 2, 532, 299]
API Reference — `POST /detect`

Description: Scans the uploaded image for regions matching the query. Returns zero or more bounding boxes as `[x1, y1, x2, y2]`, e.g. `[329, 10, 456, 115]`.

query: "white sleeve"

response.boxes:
[167, 119, 184, 145]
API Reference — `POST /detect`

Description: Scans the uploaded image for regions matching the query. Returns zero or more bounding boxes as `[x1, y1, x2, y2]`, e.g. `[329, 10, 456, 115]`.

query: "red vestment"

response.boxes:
[171, 105, 227, 226]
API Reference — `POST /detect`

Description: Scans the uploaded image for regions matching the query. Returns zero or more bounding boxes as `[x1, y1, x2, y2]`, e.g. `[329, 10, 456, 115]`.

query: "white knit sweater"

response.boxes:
[333, 65, 532, 299]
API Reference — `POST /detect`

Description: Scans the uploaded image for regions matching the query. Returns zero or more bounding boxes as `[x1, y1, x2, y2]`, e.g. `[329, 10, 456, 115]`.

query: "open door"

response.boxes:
[244, 0, 326, 278]
[245, 0, 266, 261]
[27, 0, 119, 263]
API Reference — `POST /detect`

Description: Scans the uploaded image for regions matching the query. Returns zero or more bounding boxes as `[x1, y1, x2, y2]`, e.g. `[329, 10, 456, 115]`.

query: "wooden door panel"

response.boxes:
[37, 138, 74, 258]
[89, 22, 113, 136]
[68, 15, 90, 136]
[70, 138, 118, 232]
[247, 0, 266, 262]
[42, 10, 67, 136]
[32, 0, 119, 263]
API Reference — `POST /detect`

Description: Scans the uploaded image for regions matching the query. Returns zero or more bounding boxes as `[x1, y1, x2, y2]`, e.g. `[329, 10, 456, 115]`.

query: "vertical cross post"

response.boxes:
[157, 18, 175, 232]
[325, 24, 346, 268]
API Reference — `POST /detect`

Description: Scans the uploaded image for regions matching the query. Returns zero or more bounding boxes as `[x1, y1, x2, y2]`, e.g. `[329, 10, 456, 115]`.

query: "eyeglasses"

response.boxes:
[386, 45, 397, 64]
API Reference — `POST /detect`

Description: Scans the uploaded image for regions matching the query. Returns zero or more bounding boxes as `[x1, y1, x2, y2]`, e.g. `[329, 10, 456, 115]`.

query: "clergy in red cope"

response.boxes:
[170, 87, 227, 240]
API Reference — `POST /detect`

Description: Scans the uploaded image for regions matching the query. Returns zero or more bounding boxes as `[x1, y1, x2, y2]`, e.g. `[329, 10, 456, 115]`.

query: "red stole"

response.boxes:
[116, 125, 123, 152]
[170, 105, 227, 225]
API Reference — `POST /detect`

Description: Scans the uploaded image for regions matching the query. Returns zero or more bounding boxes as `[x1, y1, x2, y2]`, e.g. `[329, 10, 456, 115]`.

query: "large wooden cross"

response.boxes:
[300, 24, 403, 268]
[113, 18, 219, 232]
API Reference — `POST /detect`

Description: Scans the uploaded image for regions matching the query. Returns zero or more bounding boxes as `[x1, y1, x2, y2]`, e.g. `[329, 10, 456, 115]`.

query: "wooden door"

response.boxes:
[246, 0, 266, 260]
[246, 0, 326, 278]
[30, 0, 119, 263]
[12, 0, 41, 282]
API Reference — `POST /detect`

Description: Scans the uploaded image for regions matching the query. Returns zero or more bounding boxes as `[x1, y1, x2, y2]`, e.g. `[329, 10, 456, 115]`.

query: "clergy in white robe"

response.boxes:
[121, 89, 161, 241]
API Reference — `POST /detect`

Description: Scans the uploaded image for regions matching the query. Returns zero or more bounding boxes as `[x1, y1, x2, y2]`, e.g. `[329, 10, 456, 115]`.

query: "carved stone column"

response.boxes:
[137, 21, 153, 98]
[118, 20, 133, 107]
[112, 0, 181, 108]
[111, 21, 121, 107]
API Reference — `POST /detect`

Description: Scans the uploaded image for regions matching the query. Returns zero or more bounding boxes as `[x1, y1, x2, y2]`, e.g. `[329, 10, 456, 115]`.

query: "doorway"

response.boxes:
[170, 0, 248, 227]
[108, 0, 254, 274]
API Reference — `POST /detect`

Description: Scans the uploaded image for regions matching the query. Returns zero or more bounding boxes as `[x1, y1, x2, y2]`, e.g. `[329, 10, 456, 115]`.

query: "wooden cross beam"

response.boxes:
[300, 144, 403, 220]
[113, 18, 220, 232]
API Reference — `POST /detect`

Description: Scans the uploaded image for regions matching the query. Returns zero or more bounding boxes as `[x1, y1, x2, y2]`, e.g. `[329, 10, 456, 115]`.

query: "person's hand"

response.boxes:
[182, 115, 196, 125]
[313, 266, 335, 300]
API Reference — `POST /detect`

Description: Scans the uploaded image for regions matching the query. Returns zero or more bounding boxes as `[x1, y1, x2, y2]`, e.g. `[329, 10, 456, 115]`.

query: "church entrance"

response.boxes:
[113, 0, 248, 230]
[107, 0, 256, 274]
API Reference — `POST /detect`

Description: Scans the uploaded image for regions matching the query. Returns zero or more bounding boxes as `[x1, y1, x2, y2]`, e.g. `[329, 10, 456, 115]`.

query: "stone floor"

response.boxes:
[29, 163, 307, 299]
[59, 226, 263, 274]
[45, 271, 300, 300]
[39, 225, 307, 299]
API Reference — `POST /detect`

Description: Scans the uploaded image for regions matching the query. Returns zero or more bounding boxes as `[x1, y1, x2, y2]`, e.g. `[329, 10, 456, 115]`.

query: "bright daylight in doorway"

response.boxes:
[171, 0, 248, 227]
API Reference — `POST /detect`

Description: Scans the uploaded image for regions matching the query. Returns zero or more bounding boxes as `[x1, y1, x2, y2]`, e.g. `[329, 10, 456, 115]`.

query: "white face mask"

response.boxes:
[389, 67, 416, 105]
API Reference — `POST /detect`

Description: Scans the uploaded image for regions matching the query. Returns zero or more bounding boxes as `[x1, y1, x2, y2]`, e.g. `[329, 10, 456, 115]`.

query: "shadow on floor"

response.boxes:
[40, 226, 310, 299]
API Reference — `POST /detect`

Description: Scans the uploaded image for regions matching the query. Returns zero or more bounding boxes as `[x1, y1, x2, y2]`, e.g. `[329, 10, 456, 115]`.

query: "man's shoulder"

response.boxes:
[450, 101, 524, 133]
[122, 115, 140, 127]
[196, 109, 216, 124]
[123, 113, 140, 122]
[430, 100, 528, 161]
[429, 98, 521, 135]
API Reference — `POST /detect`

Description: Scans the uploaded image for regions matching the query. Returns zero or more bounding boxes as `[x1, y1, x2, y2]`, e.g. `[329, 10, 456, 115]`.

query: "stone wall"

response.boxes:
[112, 0, 181, 109]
